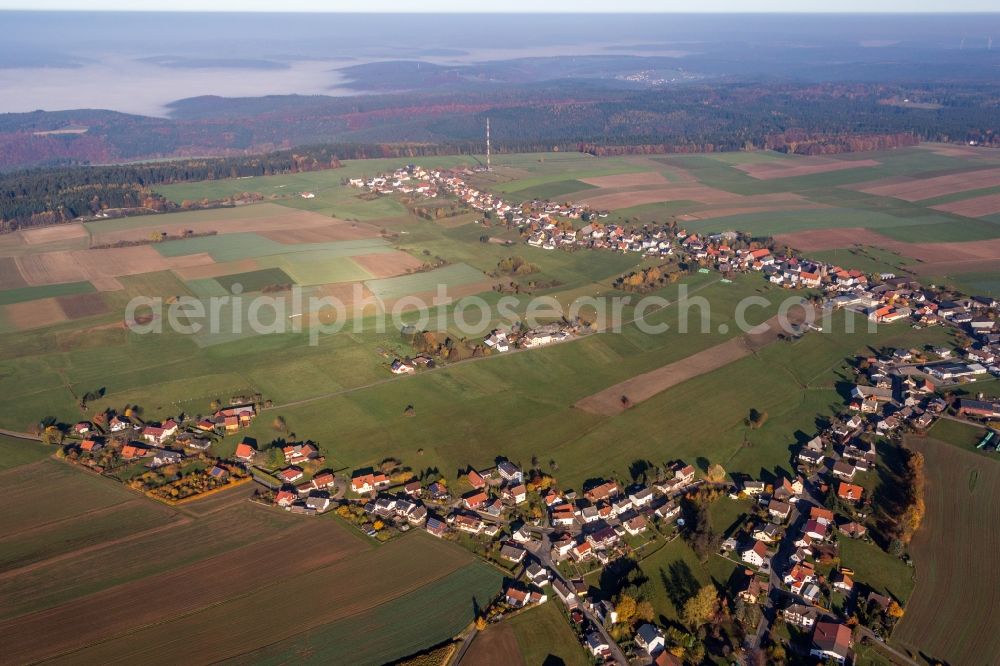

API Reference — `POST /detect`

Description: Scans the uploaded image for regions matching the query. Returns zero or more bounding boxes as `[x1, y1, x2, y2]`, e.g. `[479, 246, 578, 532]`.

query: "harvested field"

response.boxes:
[893, 436, 1000, 665]
[55, 292, 108, 319]
[17, 247, 215, 287]
[3, 297, 68, 330]
[74, 247, 214, 278]
[576, 305, 813, 416]
[170, 258, 259, 281]
[307, 282, 377, 323]
[20, 223, 88, 245]
[580, 171, 670, 188]
[88, 276, 123, 291]
[578, 186, 803, 211]
[0, 257, 28, 290]
[931, 192, 1000, 218]
[459, 622, 525, 666]
[16, 250, 89, 285]
[87, 205, 374, 245]
[352, 250, 426, 278]
[736, 157, 880, 180]
[854, 167, 1000, 201]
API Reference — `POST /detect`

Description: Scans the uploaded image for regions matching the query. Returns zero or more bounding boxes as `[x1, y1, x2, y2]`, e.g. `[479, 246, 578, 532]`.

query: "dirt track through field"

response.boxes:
[575, 304, 814, 416]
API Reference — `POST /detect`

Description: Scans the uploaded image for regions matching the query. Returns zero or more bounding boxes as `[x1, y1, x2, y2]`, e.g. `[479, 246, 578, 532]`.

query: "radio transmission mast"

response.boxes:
[486, 117, 492, 172]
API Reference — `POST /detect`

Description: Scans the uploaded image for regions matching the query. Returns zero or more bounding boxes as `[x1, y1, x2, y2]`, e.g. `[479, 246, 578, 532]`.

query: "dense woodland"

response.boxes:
[2, 80, 999, 172]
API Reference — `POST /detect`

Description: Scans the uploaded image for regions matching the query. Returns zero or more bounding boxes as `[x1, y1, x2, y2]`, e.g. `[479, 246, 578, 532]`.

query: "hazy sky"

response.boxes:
[1, 0, 998, 11]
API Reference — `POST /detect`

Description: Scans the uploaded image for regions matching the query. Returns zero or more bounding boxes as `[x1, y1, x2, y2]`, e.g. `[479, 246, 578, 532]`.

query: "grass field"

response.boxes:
[893, 436, 1000, 665]
[214, 267, 295, 292]
[924, 418, 993, 457]
[506, 178, 597, 201]
[838, 536, 915, 603]
[364, 262, 489, 301]
[507, 601, 590, 666]
[0, 281, 95, 306]
[0, 434, 51, 470]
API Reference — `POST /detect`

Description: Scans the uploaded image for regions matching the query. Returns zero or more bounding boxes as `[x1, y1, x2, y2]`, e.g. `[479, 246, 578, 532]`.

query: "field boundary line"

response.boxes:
[0, 514, 192, 584]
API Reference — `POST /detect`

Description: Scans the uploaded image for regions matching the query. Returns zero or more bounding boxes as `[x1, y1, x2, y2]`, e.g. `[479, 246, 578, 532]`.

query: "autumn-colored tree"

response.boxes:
[475, 616, 487, 631]
[706, 463, 726, 483]
[635, 600, 655, 623]
[681, 585, 719, 630]
[615, 594, 637, 624]
[272, 416, 287, 432]
[42, 425, 63, 446]
[887, 601, 905, 619]
[209, 399, 221, 412]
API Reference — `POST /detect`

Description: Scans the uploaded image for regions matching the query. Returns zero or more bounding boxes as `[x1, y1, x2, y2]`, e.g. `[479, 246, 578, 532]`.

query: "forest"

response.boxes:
[2, 79, 999, 172]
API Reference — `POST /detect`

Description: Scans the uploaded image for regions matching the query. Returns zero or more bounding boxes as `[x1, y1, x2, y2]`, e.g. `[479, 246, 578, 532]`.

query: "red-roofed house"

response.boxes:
[234, 441, 256, 463]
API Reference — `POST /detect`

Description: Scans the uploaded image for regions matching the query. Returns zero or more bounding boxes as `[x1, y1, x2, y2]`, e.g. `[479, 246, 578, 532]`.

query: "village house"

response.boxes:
[463, 490, 489, 510]
[351, 470, 390, 494]
[120, 443, 149, 459]
[635, 623, 666, 656]
[768, 499, 792, 522]
[453, 513, 483, 534]
[737, 575, 770, 605]
[837, 482, 864, 503]
[782, 603, 823, 629]
[753, 523, 782, 544]
[832, 460, 858, 482]
[741, 541, 772, 568]
[425, 516, 447, 537]
[655, 500, 681, 522]
[624, 514, 648, 536]
[278, 467, 304, 483]
[234, 441, 256, 463]
[810, 622, 852, 665]
[282, 442, 319, 464]
[141, 419, 178, 445]
[500, 543, 527, 564]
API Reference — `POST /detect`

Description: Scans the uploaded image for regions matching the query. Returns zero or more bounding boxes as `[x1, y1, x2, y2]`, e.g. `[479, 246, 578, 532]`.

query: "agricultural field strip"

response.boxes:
[0, 511, 191, 583]
[13, 534, 479, 665]
[0, 522, 365, 662]
[892, 438, 1000, 664]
